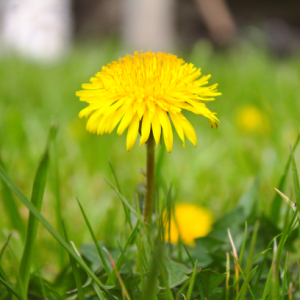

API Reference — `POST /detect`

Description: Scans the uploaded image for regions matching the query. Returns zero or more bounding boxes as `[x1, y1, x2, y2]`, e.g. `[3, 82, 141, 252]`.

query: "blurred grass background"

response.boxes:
[1, 39, 300, 278]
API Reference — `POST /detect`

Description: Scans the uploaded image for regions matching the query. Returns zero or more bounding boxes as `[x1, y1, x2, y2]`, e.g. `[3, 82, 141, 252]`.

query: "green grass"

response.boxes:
[1, 39, 300, 298]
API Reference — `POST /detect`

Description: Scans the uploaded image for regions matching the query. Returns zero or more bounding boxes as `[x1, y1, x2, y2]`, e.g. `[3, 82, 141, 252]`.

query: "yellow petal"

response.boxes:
[82, 83, 101, 89]
[169, 112, 185, 147]
[86, 110, 104, 133]
[79, 106, 94, 118]
[105, 109, 126, 134]
[139, 109, 151, 147]
[178, 115, 197, 147]
[126, 114, 140, 151]
[156, 107, 173, 153]
[152, 113, 161, 148]
[117, 108, 134, 135]
[96, 115, 111, 135]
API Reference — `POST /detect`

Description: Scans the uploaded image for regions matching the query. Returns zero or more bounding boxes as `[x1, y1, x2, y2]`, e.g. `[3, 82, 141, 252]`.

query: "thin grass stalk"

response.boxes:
[238, 222, 248, 266]
[104, 248, 132, 300]
[51, 133, 65, 268]
[18, 147, 49, 300]
[143, 133, 155, 226]
[106, 221, 139, 285]
[270, 239, 280, 300]
[0, 233, 12, 262]
[0, 278, 22, 300]
[186, 260, 198, 300]
[0, 265, 13, 299]
[0, 164, 111, 292]
[270, 131, 300, 222]
[108, 159, 132, 228]
[228, 229, 239, 296]
[62, 222, 85, 300]
[289, 282, 293, 300]
[281, 253, 289, 300]
[76, 197, 111, 277]
[232, 254, 257, 300]
[226, 253, 230, 300]
[244, 221, 259, 276]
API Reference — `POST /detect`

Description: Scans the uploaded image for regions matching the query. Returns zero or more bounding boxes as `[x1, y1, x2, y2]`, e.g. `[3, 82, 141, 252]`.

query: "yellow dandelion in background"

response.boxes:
[76, 51, 220, 153]
[164, 203, 213, 247]
[236, 105, 270, 134]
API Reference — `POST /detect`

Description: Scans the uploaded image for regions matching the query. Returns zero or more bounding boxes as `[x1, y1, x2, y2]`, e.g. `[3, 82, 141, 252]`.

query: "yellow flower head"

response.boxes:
[236, 105, 270, 134]
[76, 51, 220, 152]
[164, 203, 213, 247]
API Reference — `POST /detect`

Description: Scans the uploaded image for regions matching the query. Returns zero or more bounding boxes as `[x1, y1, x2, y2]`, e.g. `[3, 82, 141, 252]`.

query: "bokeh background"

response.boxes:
[1, 0, 300, 277]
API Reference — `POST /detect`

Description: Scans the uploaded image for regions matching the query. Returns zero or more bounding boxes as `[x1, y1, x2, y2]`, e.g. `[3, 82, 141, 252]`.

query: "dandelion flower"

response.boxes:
[76, 51, 220, 153]
[236, 105, 270, 134]
[164, 203, 213, 247]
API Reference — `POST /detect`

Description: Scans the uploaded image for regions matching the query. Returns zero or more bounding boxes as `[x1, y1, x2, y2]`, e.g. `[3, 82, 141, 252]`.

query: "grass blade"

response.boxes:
[232, 254, 257, 300]
[262, 210, 298, 300]
[0, 233, 12, 262]
[186, 260, 198, 300]
[0, 159, 111, 292]
[226, 253, 230, 300]
[244, 221, 259, 277]
[107, 160, 133, 229]
[281, 252, 288, 300]
[62, 222, 85, 300]
[105, 178, 138, 219]
[270, 132, 300, 222]
[0, 158, 25, 239]
[93, 283, 106, 300]
[0, 278, 22, 300]
[183, 245, 205, 300]
[270, 240, 280, 300]
[108, 159, 122, 193]
[18, 128, 52, 299]
[103, 248, 132, 300]
[238, 222, 248, 266]
[50, 129, 65, 268]
[106, 221, 139, 285]
[290, 144, 300, 209]
[76, 197, 111, 277]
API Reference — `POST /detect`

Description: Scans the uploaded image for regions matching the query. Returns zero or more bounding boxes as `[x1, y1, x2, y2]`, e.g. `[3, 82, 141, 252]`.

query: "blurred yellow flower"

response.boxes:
[164, 203, 213, 247]
[236, 105, 269, 134]
[76, 51, 220, 153]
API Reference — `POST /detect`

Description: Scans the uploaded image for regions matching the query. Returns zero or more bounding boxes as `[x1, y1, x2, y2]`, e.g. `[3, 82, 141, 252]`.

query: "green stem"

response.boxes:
[143, 133, 155, 226]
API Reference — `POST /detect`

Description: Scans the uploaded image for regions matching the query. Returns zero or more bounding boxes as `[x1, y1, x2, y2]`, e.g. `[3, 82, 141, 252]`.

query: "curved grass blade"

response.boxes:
[231, 254, 257, 300]
[107, 160, 133, 229]
[0, 265, 12, 299]
[290, 144, 300, 210]
[0, 158, 25, 239]
[76, 197, 111, 277]
[238, 222, 247, 265]
[106, 221, 139, 285]
[18, 128, 52, 299]
[270, 131, 300, 222]
[262, 210, 298, 300]
[103, 248, 131, 300]
[50, 128, 65, 268]
[186, 260, 198, 300]
[0, 278, 22, 300]
[108, 159, 122, 193]
[105, 178, 138, 218]
[280, 252, 288, 300]
[0, 159, 111, 292]
[0, 233, 12, 262]
[62, 222, 84, 300]
[183, 245, 205, 300]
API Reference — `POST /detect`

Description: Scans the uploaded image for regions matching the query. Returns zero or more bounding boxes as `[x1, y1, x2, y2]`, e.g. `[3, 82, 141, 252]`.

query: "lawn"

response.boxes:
[0, 39, 300, 299]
